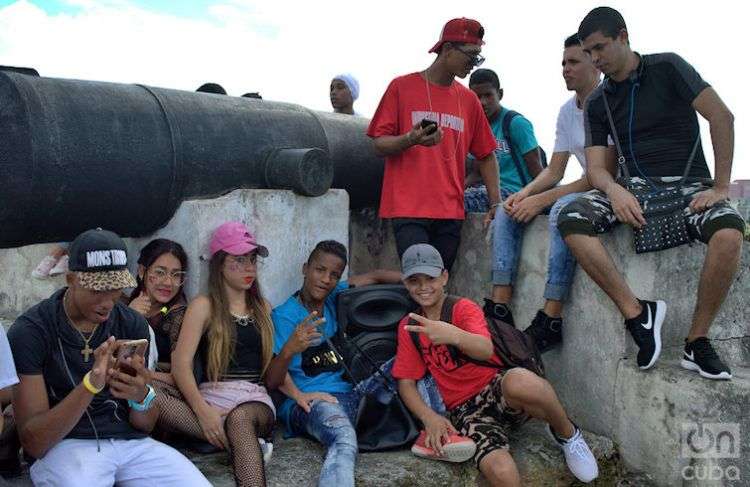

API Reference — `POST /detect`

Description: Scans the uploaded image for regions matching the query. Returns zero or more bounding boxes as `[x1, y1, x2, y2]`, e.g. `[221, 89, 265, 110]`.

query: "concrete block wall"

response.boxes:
[350, 210, 749, 486]
[0, 189, 349, 322]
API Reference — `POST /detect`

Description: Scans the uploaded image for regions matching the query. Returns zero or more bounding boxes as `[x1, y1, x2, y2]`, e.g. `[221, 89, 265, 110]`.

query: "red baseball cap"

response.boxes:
[429, 18, 485, 54]
[209, 221, 269, 258]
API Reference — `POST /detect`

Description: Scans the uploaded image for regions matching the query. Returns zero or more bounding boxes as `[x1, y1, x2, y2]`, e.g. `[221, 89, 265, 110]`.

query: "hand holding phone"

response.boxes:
[420, 118, 438, 135]
[113, 339, 148, 376]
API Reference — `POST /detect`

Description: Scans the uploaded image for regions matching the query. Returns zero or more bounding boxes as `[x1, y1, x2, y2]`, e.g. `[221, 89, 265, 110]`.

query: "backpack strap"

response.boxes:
[501, 110, 530, 187]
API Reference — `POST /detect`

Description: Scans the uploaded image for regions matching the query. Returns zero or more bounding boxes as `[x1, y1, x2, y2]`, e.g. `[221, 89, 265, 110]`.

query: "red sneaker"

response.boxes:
[410, 430, 476, 463]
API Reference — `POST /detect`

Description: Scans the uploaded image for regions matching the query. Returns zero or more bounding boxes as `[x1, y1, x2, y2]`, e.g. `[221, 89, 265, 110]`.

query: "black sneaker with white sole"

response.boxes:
[681, 337, 732, 380]
[483, 299, 515, 328]
[524, 310, 563, 353]
[624, 299, 666, 369]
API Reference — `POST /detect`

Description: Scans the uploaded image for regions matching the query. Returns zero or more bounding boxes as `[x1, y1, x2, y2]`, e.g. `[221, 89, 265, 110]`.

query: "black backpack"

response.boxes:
[409, 295, 545, 377]
[502, 110, 547, 187]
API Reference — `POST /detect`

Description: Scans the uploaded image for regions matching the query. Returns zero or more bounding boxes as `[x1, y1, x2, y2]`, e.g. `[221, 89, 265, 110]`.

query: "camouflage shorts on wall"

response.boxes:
[557, 178, 745, 243]
[447, 372, 529, 467]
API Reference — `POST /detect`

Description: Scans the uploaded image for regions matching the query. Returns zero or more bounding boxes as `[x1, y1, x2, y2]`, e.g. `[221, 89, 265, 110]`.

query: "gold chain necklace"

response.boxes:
[63, 290, 100, 363]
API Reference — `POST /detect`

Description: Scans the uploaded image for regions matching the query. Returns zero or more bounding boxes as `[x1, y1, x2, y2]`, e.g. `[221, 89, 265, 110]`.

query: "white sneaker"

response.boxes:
[549, 425, 598, 483]
[49, 255, 69, 276]
[258, 438, 273, 464]
[32, 255, 58, 279]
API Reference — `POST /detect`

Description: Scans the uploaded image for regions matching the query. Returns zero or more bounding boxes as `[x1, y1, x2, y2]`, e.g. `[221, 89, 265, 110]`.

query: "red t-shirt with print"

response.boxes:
[392, 297, 503, 410]
[367, 73, 497, 220]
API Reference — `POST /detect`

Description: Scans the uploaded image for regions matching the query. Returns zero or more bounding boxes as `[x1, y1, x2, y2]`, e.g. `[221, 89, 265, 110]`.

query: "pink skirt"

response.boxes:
[198, 381, 275, 419]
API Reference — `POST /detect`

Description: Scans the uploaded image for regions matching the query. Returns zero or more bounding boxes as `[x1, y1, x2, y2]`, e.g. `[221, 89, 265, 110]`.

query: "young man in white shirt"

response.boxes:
[502, 34, 601, 351]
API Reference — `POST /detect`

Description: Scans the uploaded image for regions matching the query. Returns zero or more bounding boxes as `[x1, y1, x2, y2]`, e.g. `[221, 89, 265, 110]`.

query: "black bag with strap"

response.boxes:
[601, 88, 700, 254]
[409, 295, 545, 377]
[502, 110, 548, 187]
[325, 334, 419, 452]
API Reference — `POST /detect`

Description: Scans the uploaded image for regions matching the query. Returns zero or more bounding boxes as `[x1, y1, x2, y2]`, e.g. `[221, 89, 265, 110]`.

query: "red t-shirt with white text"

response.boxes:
[367, 73, 497, 219]
[392, 298, 503, 410]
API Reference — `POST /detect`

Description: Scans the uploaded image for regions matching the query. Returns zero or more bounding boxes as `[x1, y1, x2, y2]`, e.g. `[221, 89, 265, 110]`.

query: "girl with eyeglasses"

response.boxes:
[156, 222, 284, 487]
[126, 238, 189, 384]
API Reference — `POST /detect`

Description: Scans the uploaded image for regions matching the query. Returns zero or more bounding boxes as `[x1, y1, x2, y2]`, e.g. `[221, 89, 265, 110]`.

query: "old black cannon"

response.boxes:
[0, 67, 384, 248]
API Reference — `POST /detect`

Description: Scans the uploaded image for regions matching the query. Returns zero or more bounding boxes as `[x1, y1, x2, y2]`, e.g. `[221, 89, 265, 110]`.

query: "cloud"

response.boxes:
[0, 0, 745, 182]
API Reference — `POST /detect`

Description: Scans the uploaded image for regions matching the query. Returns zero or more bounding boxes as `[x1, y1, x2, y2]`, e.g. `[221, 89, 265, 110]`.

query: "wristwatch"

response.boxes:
[128, 384, 156, 412]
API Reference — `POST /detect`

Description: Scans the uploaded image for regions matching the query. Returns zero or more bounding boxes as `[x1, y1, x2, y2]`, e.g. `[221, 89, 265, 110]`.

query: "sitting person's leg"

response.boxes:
[558, 190, 665, 369]
[681, 194, 745, 379]
[500, 369, 598, 483]
[154, 382, 206, 440]
[29, 438, 118, 486]
[291, 396, 358, 487]
[112, 437, 210, 487]
[478, 449, 522, 487]
[224, 402, 275, 487]
[525, 192, 581, 351]
[487, 195, 525, 326]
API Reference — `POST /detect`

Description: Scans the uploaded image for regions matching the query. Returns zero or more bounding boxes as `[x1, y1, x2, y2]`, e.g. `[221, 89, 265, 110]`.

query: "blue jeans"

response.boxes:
[492, 191, 581, 302]
[288, 359, 444, 487]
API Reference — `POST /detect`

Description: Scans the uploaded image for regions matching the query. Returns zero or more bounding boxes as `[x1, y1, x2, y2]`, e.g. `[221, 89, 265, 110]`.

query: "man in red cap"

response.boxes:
[367, 18, 500, 271]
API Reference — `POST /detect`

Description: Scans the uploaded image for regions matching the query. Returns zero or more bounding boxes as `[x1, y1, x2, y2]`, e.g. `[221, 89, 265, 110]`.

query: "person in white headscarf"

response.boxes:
[330, 73, 360, 115]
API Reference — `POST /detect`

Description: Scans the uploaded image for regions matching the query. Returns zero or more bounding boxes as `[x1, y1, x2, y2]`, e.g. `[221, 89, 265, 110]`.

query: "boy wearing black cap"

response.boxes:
[367, 18, 501, 272]
[8, 228, 209, 486]
[393, 243, 599, 485]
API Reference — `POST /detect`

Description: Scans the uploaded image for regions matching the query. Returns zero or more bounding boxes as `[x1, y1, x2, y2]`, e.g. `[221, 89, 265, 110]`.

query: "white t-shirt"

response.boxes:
[553, 94, 589, 170]
[0, 326, 19, 389]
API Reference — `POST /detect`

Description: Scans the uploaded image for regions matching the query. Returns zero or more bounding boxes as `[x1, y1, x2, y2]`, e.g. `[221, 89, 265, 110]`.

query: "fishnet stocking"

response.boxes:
[226, 402, 274, 487]
[154, 381, 274, 487]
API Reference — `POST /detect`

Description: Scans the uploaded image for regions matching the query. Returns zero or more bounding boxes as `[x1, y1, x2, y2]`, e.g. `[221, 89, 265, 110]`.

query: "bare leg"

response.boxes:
[501, 369, 574, 439]
[542, 300, 563, 319]
[688, 228, 743, 341]
[478, 449, 521, 487]
[491, 285, 513, 304]
[564, 234, 641, 319]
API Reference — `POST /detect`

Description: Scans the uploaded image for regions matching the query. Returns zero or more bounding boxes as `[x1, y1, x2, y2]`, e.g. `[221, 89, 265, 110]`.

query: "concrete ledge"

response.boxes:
[349, 211, 750, 485]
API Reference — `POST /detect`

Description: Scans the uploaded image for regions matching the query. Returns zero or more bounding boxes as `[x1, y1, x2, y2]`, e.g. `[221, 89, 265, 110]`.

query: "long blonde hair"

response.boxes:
[205, 251, 274, 383]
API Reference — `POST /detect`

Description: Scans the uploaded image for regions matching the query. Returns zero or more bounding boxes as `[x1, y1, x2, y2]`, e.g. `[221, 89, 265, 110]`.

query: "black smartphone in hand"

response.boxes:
[420, 119, 438, 135]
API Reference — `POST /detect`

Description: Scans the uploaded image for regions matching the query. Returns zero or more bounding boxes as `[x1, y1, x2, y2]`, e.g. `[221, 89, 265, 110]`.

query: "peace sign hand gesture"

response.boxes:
[282, 311, 325, 356]
[403, 313, 461, 346]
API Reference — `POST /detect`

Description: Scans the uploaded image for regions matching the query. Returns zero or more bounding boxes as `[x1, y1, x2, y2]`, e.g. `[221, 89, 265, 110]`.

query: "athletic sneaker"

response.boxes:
[681, 337, 732, 380]
[49, 255, 69, 276]
[258, 438, 274, 464]
[624, 299, 666, 369]
[31, 255, 58, 279]
[524, 310, 563, 353]
[549, 424, 599, 483]
[483, 299, 515, 328]
[410, 430, 476, 463]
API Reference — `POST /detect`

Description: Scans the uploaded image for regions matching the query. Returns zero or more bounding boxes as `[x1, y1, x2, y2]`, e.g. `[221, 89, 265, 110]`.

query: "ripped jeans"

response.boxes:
[288, 359, 444, 487]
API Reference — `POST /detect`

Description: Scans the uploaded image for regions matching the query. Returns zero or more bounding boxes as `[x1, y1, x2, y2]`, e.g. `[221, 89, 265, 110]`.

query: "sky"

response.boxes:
[0, 0, 746, 183]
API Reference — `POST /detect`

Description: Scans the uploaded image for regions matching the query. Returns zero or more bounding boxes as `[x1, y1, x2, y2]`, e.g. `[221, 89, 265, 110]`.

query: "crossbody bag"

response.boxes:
[601, 89, 700, 254]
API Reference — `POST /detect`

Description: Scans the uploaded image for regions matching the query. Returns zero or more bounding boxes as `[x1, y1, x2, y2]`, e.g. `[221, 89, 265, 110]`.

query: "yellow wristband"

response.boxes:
[83, 372, 104, 395]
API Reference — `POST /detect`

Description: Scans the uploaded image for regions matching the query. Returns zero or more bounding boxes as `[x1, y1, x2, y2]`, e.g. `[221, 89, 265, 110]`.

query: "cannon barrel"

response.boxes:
[0, 69, 383, 248]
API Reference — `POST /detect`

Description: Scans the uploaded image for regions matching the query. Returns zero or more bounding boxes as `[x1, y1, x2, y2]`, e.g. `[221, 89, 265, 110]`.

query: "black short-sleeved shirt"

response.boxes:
[584, 52, 711, 179]
[8, 288, 150, 441]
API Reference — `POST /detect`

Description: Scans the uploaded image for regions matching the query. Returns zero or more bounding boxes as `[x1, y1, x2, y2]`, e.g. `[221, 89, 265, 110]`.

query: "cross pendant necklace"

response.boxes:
[63, 290, 99, 363]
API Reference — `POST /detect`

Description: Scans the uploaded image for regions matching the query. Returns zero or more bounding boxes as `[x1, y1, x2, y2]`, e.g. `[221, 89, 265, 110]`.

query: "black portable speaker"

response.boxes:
[336, 284, 416, 382]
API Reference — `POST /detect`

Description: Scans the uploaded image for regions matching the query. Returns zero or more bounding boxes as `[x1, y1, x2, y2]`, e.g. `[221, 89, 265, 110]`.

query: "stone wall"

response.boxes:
[0, 189, 349, 321]
[350, 210, 750, 486]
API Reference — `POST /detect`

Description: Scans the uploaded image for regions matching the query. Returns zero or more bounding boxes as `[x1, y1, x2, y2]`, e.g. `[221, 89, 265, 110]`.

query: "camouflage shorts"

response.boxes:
[557, 178, 745, 243]
[447, 373, 529, 467]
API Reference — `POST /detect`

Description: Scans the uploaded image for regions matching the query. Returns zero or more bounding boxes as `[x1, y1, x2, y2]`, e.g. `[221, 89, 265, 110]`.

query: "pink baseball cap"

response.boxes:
[209, 221, 269, 257]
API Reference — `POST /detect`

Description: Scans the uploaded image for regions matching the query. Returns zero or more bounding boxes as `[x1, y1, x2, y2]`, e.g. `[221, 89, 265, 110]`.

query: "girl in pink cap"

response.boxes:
[156, 221, 284, 487]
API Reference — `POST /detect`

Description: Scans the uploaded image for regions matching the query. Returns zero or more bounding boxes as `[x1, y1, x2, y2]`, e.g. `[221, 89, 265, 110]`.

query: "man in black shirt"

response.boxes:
[557, 7, 744, 380]
[8, 229, 209, 486]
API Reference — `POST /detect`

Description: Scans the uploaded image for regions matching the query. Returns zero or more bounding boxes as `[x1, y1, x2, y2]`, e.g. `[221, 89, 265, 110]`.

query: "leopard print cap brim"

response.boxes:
[76, 269, 137, 291]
